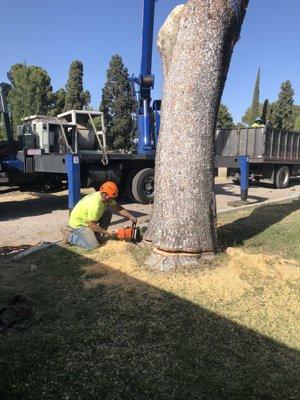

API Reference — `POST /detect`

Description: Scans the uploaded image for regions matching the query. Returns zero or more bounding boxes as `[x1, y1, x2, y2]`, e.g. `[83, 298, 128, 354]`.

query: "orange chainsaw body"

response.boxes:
[116, 223, 139, 241]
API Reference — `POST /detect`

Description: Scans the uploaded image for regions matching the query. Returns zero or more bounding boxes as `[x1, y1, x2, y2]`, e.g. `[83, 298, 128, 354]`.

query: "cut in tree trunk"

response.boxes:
[145, 0, 249, 270]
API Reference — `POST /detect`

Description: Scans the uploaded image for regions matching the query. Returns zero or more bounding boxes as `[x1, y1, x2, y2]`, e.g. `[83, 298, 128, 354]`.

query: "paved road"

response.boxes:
[0, 178, 299, 247]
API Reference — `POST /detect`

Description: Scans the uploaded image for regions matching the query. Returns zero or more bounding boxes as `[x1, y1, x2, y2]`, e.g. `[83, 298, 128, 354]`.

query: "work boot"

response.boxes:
[60, 227, 71, 245]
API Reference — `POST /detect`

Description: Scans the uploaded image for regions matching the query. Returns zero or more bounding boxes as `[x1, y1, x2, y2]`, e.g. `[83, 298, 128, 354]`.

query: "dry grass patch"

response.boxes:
[81, 239, 300, 349]
[0, 200, 299, 399]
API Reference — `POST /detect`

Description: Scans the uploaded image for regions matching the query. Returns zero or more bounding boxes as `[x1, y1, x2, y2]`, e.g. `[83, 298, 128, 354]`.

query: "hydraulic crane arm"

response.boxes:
[140, 0, 156, 101]
[137, 0, 157, 154]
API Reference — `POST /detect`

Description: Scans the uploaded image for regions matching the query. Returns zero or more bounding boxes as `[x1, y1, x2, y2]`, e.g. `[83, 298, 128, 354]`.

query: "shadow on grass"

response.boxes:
[0, 244, 299, 399]
[218, 199, 300, 248]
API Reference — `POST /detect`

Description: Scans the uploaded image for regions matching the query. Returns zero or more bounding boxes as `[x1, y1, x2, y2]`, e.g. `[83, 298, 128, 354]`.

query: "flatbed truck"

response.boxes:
[216, 126, 300, 188]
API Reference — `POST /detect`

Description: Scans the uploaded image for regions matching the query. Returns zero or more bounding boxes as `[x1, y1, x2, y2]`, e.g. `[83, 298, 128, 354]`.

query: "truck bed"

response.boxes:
[216, 126, 300, 164]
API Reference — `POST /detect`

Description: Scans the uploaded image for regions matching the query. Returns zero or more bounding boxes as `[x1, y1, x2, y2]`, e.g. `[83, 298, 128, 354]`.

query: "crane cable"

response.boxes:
[55, 117, 74, 155]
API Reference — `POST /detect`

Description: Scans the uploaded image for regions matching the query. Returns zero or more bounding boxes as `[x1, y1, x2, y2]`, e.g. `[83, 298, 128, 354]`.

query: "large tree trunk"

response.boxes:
[145, 0, 249, 270]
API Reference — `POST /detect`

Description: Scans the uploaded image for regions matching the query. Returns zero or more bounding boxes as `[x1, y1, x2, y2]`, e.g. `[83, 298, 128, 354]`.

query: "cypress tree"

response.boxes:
[261, 99, 269, 124]
[65, 60, 90, 111]
[242, 68, 261, 126]
[7, 63, 53, 129]
[251, 68, 260, 122]
[270, 80, 295, 130]
[49, 88, 66, 116]
[217, 104, 234, 128]
[100, 55, 134, 151]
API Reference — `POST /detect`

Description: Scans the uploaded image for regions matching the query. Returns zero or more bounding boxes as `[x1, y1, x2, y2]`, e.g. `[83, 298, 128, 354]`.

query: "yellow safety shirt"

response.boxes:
[69, 192, 116, 228]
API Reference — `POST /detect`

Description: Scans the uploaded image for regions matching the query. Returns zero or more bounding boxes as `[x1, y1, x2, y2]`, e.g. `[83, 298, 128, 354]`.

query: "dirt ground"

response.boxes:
[0, 177, 299, 247]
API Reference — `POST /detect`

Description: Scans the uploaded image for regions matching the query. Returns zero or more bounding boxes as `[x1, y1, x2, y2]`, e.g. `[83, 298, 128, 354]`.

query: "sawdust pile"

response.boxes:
[81, 241, 300, 348]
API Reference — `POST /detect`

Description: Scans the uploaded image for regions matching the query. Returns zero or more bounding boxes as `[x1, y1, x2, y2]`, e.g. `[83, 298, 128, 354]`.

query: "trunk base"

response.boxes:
[145, 247, 215, 271]
[139, 239, 153, 248]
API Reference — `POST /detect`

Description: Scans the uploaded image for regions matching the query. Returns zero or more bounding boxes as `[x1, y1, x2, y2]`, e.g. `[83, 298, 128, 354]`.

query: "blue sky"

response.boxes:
[1, 0, 299, 122]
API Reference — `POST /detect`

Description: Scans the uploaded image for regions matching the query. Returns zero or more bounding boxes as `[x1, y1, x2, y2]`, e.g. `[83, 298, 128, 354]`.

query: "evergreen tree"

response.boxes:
[0, 112, 7, 140]
[65, 60, 90, 111]
[81, 90, 91, 109]
[49, 88, 66, 116]
[267, 102, 275, 123]
[0, 82, 12, 139]
[242, 68, 261, 125]
[100, 55, 134, 151]
[251, 68, 260, 121]
[217, 104, 234, 128]
[294, 115, 300, 131]
[261, 99, 269, 124]
[0, 82, 12, 96]
[270, 80, 295, 130]
[292, 104, 300, 130]
[242, 103, 263, 126]
[7, 63, 53, 129]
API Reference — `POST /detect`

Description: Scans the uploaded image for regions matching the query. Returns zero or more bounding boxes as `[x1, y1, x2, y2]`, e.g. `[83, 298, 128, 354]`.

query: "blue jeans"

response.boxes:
[68, 210, 112, 250]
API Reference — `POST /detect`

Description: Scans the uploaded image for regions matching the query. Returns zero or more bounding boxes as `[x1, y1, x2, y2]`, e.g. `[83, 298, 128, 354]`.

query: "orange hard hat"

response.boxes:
[99, 181, 118, 198]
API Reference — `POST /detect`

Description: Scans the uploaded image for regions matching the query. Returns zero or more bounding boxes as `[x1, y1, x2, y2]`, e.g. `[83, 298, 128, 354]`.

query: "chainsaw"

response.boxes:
[116, 222, 140, 242]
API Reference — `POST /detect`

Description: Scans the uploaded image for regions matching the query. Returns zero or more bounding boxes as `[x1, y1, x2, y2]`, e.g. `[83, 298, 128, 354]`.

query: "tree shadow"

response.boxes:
[218, 200, 300, 248]
[0, 195, 68, 221]
[215, 183, 269, 203]
[0, 192, 149, 222]
[0, 244, 298, 399]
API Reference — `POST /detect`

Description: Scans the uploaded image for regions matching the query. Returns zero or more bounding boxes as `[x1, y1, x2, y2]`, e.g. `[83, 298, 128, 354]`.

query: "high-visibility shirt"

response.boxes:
[69, 192, 116, 228]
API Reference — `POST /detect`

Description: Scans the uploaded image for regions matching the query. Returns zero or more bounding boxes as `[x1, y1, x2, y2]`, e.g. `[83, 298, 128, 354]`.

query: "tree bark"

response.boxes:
[145, 0, 249, 269]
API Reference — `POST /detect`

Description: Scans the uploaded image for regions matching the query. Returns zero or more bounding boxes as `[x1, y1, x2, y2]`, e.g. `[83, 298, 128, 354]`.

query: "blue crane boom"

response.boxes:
[136, 0, 158, 155]
[140, 0, 155, 93]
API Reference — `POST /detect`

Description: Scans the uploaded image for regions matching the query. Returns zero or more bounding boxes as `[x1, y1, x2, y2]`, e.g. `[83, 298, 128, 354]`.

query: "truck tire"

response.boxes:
[132, 168, 155, 204]
[124, 169, 138, 202]
[275, 166, 290, 188]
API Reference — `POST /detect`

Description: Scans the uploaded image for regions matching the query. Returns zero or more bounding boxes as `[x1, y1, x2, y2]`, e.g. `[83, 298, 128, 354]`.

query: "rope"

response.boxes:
[228, 0, 242, 41]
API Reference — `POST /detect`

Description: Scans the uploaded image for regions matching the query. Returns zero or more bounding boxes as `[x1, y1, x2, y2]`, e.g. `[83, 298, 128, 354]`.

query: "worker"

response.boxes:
[61, 181, 137, 250]
[251, 117, 264, 128]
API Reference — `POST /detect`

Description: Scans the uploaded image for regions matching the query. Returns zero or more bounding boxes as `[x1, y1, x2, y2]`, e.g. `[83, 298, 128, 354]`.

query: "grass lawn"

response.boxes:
[0, 200, 299, 399]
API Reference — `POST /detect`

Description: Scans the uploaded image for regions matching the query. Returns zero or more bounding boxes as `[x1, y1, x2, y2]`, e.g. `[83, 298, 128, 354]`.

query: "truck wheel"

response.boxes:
[132, 168, 155, 204]
[124, 170, 137, 202]
[275, 166, 290, 188]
